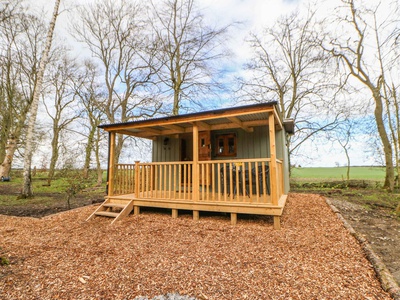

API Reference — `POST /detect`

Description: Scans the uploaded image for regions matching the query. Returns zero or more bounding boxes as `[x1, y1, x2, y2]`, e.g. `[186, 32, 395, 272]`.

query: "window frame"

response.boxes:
[215, 133, 237, 157]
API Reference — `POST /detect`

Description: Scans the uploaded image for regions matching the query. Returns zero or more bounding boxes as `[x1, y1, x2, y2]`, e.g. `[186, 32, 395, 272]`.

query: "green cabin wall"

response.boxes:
[151, 126, 290, 194]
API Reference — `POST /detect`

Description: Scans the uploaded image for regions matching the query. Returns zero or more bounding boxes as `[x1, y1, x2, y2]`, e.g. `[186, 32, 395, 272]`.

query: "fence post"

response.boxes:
[135, 161, 140, 197]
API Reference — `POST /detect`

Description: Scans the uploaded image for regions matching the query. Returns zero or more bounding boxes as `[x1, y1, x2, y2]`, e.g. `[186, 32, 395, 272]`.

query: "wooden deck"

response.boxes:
[102, 191, 287, 228]
[89, 158, 287, 229]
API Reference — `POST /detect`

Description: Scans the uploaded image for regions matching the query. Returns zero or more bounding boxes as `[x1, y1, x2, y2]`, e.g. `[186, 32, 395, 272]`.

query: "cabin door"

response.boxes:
[198, 131, 211, 185]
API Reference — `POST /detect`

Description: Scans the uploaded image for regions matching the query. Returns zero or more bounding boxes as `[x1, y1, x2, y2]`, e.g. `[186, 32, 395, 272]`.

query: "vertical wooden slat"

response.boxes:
[201, 163, 205, 201]
[192, 125, 199, 202]
[163, 164, 167, 198]
[211, 163, 215, 201]
[235, 164, 240, 201]
[158, 165, 161, 197]
[229, 165, 233, 202]
[168, 164, 172, 199]
[172, 164, 180, 199]
[248, 162, 253, 202]
[150, 165, 154, 197]
[147, 165, 150, 197]
[178, 164, 185, 199]
[141, 165, 145, 197]
[241, 163, 244, 202]
[188, 164, 192, 200]
[183, 163, 187, 199]
[134, 161, 140, 198]
[217, 163, 221, 202]
[223, 164, 227, 202]
[255, 162, 260, 203]
[155, 164, 158, 197]
[262, 164, 267, 203]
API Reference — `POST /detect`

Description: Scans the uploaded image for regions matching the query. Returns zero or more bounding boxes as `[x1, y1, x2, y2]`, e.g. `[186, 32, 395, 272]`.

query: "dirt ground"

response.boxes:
[328, 197, 400, 286]
[1, 182, 399, 291]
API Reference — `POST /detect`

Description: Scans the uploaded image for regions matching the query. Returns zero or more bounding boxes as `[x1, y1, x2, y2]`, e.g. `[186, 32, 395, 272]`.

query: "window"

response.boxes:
[215, 133, 237, 157]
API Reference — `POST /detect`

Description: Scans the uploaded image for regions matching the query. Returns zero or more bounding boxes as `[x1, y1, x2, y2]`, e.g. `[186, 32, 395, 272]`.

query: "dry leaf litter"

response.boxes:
[0, 193, 391, 299]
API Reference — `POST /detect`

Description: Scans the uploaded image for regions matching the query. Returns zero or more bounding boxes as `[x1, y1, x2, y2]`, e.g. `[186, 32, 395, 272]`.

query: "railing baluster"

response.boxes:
[211, 163, 215, 201]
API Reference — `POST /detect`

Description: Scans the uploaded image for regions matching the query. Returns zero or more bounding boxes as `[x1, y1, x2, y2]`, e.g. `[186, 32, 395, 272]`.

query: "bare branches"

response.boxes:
[240, 8, 341, 164]
[322, 0, 398, 190]
[150, 0, 231, 115]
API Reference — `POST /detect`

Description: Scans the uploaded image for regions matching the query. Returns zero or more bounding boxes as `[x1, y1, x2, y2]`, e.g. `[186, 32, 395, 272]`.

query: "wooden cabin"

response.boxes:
[87, 102, 294, 229]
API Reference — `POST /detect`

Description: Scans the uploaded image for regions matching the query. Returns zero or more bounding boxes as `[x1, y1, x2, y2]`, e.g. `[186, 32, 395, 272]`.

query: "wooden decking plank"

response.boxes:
[103, 203, 127, 209]
[95, 211, 120, 218]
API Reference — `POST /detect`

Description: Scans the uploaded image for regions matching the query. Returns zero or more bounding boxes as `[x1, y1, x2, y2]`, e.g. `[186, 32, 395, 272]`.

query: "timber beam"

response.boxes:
[227, 117, 254, 132]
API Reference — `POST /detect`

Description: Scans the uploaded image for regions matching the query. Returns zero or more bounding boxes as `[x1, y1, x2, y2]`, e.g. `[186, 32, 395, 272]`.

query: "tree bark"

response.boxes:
[83, 125, 95, 179]
[95, 128, 103, 186]
[47, 129, 60, 185]
[373, 90, 395, 191]
[21, 0, 61, 197]
[0, 136, 17, 179]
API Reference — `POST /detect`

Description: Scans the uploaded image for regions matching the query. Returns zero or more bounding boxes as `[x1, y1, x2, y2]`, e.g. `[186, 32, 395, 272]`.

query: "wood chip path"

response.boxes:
[0, 193, 391, 299]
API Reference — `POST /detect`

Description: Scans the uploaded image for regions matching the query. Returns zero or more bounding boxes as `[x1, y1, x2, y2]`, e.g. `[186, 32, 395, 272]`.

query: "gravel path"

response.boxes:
[0, 193, 391, 299]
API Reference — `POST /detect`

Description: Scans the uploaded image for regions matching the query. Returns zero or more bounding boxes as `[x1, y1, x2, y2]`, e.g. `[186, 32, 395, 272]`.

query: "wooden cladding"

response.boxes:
[112, 158, 284, 205]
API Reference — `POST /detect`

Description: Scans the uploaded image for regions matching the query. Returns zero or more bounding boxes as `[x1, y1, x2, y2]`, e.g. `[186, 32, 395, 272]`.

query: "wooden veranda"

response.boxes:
[87, 103, 293, 229]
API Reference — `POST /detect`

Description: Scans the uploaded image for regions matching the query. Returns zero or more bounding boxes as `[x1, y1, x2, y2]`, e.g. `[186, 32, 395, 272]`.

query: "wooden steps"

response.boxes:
[86, 198, 134, 224]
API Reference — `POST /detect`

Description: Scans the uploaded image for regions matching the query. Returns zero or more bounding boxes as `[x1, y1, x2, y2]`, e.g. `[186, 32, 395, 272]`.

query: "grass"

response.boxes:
[290, 166, 399, 217]
[0, 169, 106, 208]
[291, 166, 386, 181]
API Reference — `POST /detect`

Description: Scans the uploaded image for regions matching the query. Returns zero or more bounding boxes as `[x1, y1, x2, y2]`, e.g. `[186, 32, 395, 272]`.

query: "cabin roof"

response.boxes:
[99, 102, 293, 139]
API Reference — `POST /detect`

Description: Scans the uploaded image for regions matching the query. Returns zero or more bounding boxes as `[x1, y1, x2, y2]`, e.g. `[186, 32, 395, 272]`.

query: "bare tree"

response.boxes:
[72, 0, 161, 163]
[322, 0, 398, 191]
[150, 0, 231, 115]
[239, 9, 342, 167]
[21, 0, 61, 197]
[73, 59, 105, 184]
[43, 52, 81, 185]
[0, 6, 47, 179]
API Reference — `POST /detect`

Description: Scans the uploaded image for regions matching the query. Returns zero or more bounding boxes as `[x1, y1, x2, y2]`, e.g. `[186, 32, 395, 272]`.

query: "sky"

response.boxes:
[29, 0, 383, 168]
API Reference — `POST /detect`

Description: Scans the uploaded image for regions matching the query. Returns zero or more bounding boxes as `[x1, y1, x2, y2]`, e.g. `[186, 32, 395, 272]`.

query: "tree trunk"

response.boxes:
[95, 128, 103, 186]
[374, 91, 395, 191]
[21, 0, 61, 197]
[0, 136, 17, 179]
[83, 125, 95, 179]
[47, 129, 60, 186]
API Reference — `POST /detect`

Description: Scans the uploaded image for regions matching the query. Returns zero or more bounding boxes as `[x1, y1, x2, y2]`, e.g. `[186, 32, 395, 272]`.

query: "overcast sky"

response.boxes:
[29, 0, 382, 168]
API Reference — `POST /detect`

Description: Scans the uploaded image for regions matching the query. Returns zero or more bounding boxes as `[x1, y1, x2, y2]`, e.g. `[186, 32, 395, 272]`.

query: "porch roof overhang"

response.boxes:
[98, 102, 283, 139]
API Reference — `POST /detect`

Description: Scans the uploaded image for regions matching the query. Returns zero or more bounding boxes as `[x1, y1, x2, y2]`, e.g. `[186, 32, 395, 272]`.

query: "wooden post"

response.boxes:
[172, 209, 178, 219]
[269, 113, 278, 206]
[134, 206, 140, 215]
[231, 213, 237, 225]
[135, 161, 140, 197]
[193, 210, 199, 221]
[274, 216, 281, 230]
[192, 124, 199, 202]
[108, 132, 116, 196]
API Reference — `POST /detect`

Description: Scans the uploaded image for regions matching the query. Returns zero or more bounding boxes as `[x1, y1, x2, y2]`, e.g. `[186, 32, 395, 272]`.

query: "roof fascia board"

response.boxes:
[100, 105, 275, 132]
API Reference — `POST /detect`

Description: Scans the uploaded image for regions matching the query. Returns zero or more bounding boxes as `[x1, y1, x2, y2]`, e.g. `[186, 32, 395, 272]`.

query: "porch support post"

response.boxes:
[192, 124, 199, 202]
[193, 210, 199, 221]
[231, 213, 237, 225]
[135, 161, 140, 197]
[268, 113, 278, 206]
[108, 132, 116, 196]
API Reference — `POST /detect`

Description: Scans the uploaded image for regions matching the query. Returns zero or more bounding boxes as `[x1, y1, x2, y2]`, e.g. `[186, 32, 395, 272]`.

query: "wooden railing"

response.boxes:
[113, 164, 135, 195]
[111, 158, 284, 205]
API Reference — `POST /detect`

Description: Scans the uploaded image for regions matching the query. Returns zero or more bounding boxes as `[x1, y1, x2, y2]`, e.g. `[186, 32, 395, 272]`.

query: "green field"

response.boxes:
[291, 166, 386, 181]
